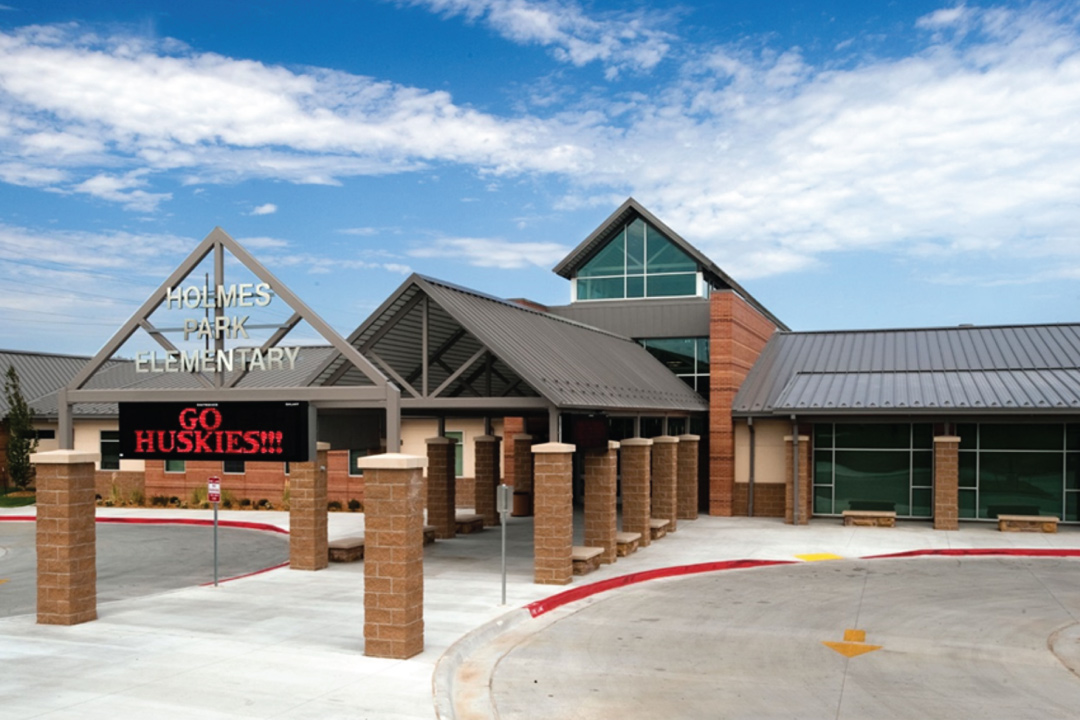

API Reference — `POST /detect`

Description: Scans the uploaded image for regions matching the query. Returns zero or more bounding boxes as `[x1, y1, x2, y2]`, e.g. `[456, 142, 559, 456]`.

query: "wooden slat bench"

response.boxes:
[615, 531, 641, 557]
[455, 513, 485, 534]
[998, 515, 1059, 533]
[572, 546, 604, 576]
[649, 518, 670, 541]
[423, 525, 437, 545]
[328, 536, 365, 563]
[842, 510, 897, 528]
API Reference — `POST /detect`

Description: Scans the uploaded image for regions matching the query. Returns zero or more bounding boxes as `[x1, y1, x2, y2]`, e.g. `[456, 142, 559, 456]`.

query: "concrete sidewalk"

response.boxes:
[3, 506, 1080, 719]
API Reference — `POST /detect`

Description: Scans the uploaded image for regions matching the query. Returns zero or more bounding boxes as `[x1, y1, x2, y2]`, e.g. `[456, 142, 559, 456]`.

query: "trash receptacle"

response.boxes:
[512, 490, 533, 517]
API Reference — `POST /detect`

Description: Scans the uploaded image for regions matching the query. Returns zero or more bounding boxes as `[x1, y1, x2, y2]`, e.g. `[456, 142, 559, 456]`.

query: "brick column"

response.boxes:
[651, 436, 679, 533]
[474, 435, 501, 526]
[512, 434, 534, 516]
[584, 441, 619, 565]
[32, 450, 97, 626]
[784, 435, 811, 525]
[677, 434, 700, 521]
[621, 438, 653, 547]
[426, 437, 456, 539]
[359, 453, 427, 659]
[934, 436, 960, 531]
[532, 442, 576, 585]
[289, 442, 329, 571]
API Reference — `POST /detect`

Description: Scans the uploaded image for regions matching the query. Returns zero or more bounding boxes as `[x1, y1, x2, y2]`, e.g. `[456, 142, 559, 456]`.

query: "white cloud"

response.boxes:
[72, 171, 171, 211]
[405, 0, 675, 77]
[250, 203, 278, 215]
[408, 236, 568, 268]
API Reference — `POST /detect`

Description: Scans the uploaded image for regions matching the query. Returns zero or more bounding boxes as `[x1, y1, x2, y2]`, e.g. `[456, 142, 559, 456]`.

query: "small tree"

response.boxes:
[2, 365, 38, 490]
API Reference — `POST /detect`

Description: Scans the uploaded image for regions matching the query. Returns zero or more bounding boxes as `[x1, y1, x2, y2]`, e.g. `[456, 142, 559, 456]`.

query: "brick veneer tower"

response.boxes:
[934, 436, 960, 531]
[426, 437, 457, 539]
[784, 435, 811, 525]
[621, 438, 653, 547]
[584, 441, 619, 565]
[709, 291, 777, 516]
[289, 442, 330, 571]
[651, 436, 679, 533]
[358, 453, 427, 660]
[532, 442, 576, 585]
[474, 435, 501, 526]
[512, 434, 534, 516]
[32, 450, 98, 625]
[677, 434, 700, 520]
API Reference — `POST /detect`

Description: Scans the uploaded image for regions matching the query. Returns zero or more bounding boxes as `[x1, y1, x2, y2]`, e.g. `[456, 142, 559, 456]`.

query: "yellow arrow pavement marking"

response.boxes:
[795, 553, 844, 562]
[0, 579, 8, 586]
[823, 628, 882, 658]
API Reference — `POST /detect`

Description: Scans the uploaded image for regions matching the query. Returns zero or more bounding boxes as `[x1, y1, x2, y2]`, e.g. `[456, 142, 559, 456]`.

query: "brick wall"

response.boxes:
[934, 436, 960, 531]
[94, 470, 145, 503]
[709, 291, 777, 516]
[732, 482, 786, 517]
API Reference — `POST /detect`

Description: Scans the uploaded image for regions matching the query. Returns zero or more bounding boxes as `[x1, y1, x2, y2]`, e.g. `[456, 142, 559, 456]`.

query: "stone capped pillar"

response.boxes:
[651, 436, 679, 533]
[677, 434, 700, 521]
[532, 442, 576, 585]
[474, 435, 501, 526]
[290, 442, 330, 571]
[784, 435, 811, 525]
[426, 437, 457, 539]
[584, 441, 619, 565]
[511, 434, 534, 516]
[621, 438, 653, 547]
[934, 436, 961, 531]
[359, 453, 427, 659]
[32, 450, 97, 626]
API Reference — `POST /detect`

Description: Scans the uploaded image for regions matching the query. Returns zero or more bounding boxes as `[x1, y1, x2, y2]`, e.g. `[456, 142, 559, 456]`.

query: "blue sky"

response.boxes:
[2, 0, 1080, 355]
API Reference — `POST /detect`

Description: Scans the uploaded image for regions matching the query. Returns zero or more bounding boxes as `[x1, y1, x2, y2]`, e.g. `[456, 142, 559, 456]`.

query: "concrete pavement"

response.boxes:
[3, 505, 1080, 718]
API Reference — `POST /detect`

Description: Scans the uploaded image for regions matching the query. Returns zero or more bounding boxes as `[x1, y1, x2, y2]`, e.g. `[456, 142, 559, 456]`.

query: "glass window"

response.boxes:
[978, 451, 1062, 518]
[578, 277, 625, 300]
[980, 423, 1062, 451]
[579, 231, 625, 277]
[833, 423, 911, 449]
[646, 273, 697, 298]
[640, 337, 709, 399]
[445, 432, 464, 477]
[349, 449, 368, 477]
[626, 220, 645, 273]
[834, 450, 912, 515]
[165, 459, 186, 473]
[646, 229, 696, 273]
[100, 430, 120, 471]
[574, 217, 700, 301]
[223, 460, 245, 474]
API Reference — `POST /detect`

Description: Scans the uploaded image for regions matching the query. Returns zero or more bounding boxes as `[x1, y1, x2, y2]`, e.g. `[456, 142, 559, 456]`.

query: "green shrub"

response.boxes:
[347, 499, 362, 512]
[327, 500, 343, 511]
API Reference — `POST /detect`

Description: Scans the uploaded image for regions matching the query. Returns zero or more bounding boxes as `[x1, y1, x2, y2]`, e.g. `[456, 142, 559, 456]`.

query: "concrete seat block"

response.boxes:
[998, 514, 1058, 533]
[572, 546, 604, 575]
[328, 536, 365, 563]
[455, 513, 485, 534]
[842, 510, 897, 528]
[615, 531, 641, 557]
[423, 525, 437, 545]
[649, 518, 669, 540]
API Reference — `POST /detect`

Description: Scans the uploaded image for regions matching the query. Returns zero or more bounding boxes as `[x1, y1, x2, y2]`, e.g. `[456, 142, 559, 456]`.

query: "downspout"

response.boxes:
[748, 416, 756, 518]
[791, 414, 799, 525]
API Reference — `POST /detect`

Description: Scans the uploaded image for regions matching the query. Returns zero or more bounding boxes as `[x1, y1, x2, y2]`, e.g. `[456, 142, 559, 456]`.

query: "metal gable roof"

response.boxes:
[734, 324, 1080, 417]
[551, 197, 788, 331]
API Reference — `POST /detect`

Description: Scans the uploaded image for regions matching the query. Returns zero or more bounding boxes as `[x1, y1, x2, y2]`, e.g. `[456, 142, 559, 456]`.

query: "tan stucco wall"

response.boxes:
[400, 417, 505, 478]
[734, 419, 788, 485]
[71, 419, 145, 471]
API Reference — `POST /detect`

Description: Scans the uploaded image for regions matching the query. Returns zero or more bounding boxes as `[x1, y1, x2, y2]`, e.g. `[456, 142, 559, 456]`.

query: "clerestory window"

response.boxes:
[575, 217, 700, 300]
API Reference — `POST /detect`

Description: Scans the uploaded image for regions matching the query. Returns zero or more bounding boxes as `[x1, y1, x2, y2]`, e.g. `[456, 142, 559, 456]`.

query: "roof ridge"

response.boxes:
[778, 322, 1080, 336]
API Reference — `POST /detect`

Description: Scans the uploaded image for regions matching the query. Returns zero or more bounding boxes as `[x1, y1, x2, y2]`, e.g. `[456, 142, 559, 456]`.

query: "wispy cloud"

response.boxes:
[250, 203, 278, 215]
[408, 236, 569, 268]
[403, 0, 676, 78]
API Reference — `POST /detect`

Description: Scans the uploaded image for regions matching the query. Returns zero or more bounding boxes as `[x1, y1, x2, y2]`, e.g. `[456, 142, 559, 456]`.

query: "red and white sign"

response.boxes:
[207, 477, 221, 504]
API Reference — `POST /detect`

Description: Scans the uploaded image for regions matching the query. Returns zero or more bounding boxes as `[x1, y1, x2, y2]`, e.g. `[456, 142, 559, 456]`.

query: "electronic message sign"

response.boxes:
[119, 401, 310, 462]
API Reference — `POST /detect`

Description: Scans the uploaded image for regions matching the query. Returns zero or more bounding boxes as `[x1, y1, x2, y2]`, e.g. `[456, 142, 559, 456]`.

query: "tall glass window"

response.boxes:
[813, 423, 933, 518]
[639, 338, 709, 398]
[100, 430, 120, 471]
[576, 218, 699, 300]
[958, 423, 1078, 521]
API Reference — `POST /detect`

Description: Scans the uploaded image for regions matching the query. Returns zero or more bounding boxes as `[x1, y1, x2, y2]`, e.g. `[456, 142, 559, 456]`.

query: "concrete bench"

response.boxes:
[842, 510, 897, 528]
[423, 525, 437, 545]
[649, 518, 670, 541]
[615, 531, 641, 557]
[328, 536, 365, 563]
[998, 515, 1058, 533]
[571, 546, 604, 576]
[455, 513, 485, 535]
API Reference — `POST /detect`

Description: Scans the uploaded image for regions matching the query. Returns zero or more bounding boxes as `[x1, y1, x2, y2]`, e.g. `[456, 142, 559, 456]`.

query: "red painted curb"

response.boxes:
[0, 515, 288, 535]
[526, 559, 796, 618]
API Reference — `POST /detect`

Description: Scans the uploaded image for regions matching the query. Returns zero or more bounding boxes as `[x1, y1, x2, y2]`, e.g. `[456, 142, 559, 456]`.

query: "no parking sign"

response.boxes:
[208, 477, 221, 504]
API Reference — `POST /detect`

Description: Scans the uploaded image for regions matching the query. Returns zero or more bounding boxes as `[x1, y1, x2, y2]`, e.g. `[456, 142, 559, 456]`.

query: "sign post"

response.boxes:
[208, 476, 221, 587]
[497, 484, 513, 605]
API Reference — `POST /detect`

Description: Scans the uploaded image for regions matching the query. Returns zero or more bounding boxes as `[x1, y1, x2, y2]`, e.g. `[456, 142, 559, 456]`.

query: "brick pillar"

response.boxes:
[532, 442, 576, 585]
[621, 438, 653, 547]
[584, 441, 619, 565]
[359, 453, 427, 659]
[934, 436, 960, 531]
[677, 434, 700, 521]
[426, 437, 456, 539]
[784, 435, 811, 525]
[32, 450, 97, 626]
[512, 434, 534, 516]
[289, 442, 329, 571]
[651, 436, 679, 533]
[502, 417, 525, 486]
[474, 435, 501, 527]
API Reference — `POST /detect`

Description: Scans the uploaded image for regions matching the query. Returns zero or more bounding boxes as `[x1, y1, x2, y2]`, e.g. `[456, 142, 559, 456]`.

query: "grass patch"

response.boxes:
[0, 491, 35, 508]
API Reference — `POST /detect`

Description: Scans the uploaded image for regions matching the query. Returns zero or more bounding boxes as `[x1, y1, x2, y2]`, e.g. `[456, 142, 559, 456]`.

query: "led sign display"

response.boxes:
[119, 401, 310, 462]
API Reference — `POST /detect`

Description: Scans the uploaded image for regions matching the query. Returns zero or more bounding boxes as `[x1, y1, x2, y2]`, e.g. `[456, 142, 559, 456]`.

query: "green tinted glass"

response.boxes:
[912, 451, 932, 487]
[814, 424, 833, 449]
[959, 451, 977, 488]
[814, 485, 833, 515]
[959, 489, 977, 519]
[626, 275, 644, 298]
[626, 220, 645, 273]
[911, 488, 932, 517]
[833, 424, 911, 449]
[643, 338, 695, 375]
[645, 227, 695, 273]
[578, 277, 624, 299]
[978, 451, 1062, 518]
[834, 450, 911, 515]
[646, 273, 696, 297]
[579, 230, 625, 277]
[979, 424, 1062, 451]
[957, 423, 977, 448]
